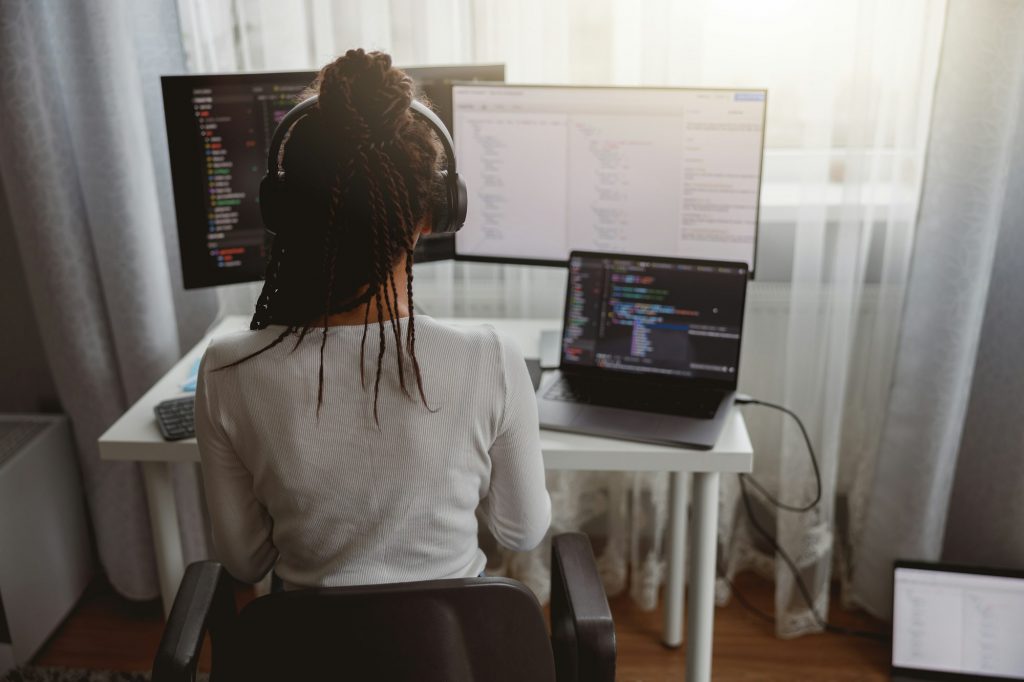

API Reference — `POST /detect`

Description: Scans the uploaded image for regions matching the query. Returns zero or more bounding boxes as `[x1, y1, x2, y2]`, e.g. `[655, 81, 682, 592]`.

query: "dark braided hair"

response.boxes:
[218, 49, 441, 423]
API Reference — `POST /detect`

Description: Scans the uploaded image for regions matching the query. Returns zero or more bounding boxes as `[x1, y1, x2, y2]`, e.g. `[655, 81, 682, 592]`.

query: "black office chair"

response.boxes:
[152, 532, 615, 682]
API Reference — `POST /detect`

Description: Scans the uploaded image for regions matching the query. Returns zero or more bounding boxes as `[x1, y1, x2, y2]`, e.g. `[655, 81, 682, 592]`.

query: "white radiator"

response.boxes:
[0, 415, 93, 675]
[736, 282, 892, 488]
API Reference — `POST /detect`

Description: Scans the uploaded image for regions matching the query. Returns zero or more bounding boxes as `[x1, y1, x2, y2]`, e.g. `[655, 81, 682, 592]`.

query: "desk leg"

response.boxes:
[686, 472, 720, 682]
[663, 471, 689, 647]
[141, 461, 185, 618]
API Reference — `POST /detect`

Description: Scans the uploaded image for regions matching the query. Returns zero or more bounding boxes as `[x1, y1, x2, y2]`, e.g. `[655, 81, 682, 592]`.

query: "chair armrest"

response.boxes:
[550, 532, 616, 682]
[152, 561, 237, 682]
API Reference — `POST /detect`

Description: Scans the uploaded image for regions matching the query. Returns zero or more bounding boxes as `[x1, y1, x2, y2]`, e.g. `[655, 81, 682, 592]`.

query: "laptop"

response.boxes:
[892, 561, 1024, 681]
[536, 251, 749, 450]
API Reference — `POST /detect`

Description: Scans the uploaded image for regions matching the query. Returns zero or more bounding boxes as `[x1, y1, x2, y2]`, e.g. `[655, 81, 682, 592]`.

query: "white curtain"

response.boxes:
[0, 0, 219, 599]
[176, 0, 946, 633]
[720, 2, 946, 637]
[850, 0, 1024, 618]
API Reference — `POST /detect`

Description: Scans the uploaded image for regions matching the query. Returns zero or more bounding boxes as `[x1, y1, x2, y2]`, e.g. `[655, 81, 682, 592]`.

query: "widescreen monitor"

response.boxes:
[162, 64, 504, 289]
[451, 84, 767, 271]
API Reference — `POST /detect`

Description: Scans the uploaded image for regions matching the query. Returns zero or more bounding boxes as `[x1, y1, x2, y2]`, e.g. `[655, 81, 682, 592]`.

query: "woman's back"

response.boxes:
[196, 317, 551, 587]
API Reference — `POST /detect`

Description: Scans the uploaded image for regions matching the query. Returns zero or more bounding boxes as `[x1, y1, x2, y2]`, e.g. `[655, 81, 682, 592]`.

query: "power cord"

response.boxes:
[734, 395, 821, 512]
[727, 394, 889, 642]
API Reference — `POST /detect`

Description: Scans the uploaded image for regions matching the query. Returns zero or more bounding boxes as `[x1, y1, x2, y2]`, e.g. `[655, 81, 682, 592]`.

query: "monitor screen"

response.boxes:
[561, 252, 747, 384]
[162, 65, 504, 289]
[893, 565, 1024, 680]
[452, 84, 767, 270]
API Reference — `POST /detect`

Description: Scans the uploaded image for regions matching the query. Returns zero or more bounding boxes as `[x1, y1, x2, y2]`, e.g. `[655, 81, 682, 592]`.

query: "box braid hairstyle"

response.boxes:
[218, 49, 442, 423]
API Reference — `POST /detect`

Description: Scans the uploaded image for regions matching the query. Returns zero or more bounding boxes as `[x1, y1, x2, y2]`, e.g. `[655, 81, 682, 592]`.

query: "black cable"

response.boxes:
[727, 397, 889, 642]
[718, 571, 776, 625]
[734, 396, 822, 512]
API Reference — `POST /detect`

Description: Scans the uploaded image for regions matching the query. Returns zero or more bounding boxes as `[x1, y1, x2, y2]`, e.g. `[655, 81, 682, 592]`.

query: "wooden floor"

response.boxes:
[33, 572, 889, 681]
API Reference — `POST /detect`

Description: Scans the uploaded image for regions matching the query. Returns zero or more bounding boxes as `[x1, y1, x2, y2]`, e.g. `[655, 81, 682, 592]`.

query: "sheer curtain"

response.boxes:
[176, 0, 945, 633]
[719, 3, 946, 637]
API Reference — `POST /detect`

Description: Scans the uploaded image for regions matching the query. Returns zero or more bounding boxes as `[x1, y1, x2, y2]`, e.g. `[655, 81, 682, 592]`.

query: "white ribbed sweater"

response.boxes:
[195, 316, 551, 587]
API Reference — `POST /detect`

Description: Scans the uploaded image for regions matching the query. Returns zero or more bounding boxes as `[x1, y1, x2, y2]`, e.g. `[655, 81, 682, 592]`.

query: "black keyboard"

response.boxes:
[154, 396, 196, 441]
[543, 376, 723, 419]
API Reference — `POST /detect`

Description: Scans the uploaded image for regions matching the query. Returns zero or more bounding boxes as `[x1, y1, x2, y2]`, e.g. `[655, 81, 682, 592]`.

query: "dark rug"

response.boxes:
[2, 668, 209, 682]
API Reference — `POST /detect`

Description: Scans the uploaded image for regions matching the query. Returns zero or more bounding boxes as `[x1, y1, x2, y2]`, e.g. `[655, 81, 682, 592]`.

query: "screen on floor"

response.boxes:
[162, 65, 504, 289]
[452, 84, 766, 269]
[892, 566, 1024, 679]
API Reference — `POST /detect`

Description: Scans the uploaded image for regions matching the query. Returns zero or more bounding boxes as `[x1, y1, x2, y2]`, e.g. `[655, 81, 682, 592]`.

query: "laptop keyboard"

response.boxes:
[543, 376, 723, 419]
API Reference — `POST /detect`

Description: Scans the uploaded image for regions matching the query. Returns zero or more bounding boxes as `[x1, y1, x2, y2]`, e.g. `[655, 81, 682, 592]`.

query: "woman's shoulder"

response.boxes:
[416, 318, 527, 386]
[201, 326, 294, 368]
[416, 316, 519, 355]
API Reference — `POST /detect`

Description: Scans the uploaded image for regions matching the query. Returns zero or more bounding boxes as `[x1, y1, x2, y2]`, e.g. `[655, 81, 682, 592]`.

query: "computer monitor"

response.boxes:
[451, 84, 767, 271]
[892, 561, 1024, 680]
[162, 64, 504, 289]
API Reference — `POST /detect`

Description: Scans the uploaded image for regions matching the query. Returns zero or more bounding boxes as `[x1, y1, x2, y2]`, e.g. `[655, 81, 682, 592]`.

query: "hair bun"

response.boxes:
[317, 49, 414, 146]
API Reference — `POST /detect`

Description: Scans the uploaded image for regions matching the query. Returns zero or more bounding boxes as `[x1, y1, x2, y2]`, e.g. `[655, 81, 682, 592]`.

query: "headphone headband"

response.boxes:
[265, 96, 318, 176]
[262, 94, 466, 235]
[409, 99, 459, 176]
[265, 96, 459, 181]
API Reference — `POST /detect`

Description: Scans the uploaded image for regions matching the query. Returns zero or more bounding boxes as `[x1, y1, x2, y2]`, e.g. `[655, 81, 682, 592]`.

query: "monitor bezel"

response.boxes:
[161, 70, 319, 289]
[556, 249, 749, 390]
[450, 82, 769, 276]
[891, 560, 1024, 681]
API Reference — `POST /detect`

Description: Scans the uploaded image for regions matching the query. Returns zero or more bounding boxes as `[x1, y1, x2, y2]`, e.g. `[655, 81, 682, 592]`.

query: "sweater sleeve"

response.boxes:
[195, 347, 278, 583]
[483, 332, 552, 551]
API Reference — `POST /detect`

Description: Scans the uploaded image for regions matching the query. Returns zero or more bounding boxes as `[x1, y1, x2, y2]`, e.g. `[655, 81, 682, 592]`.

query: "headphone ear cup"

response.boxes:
[451, 174, 467, 232]
[430, 172, 451, 234]
[259, 175, 291, 236]
[430, 170, 467, 234]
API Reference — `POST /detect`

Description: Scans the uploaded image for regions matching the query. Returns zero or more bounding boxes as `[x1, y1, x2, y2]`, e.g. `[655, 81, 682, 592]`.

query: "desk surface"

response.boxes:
[99, 315, 752, 473]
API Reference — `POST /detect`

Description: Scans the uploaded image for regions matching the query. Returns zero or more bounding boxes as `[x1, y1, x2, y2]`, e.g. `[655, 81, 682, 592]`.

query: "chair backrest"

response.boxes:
[222, 577, 557, 682]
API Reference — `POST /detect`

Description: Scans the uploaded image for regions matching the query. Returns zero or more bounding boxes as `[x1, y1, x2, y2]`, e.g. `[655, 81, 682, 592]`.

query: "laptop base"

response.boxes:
[537, 370, 735, 450]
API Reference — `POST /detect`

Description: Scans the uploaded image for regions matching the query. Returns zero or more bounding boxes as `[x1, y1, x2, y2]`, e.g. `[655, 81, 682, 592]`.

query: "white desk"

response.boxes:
[99, 315, 752, 682]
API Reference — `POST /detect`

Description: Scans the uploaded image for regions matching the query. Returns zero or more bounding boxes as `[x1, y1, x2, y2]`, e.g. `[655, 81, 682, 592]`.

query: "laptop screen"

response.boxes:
[892, 564, 1024, 680]
[560, 252, 748, 383]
